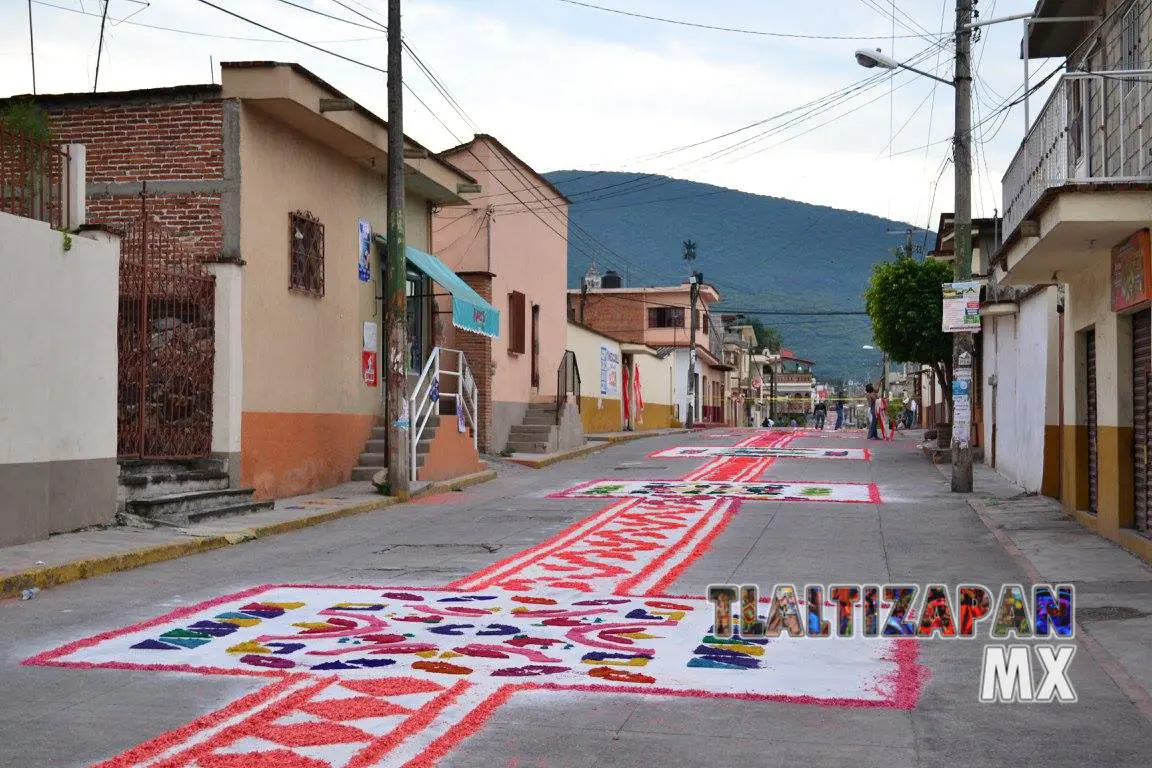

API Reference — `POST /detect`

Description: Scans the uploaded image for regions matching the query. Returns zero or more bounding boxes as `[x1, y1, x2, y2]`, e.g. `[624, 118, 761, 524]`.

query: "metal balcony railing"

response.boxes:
[1003, 71, 1152, 239]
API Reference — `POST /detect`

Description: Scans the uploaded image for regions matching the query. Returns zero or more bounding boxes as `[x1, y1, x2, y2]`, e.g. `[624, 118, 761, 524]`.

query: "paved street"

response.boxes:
[4, 428, 1152, 767]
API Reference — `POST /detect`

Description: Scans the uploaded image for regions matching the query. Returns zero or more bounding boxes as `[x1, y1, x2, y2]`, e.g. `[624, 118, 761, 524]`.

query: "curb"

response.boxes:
[509, 429, 690, 469]
[0, 469, 497, 600]
[967, 496, 1152, 726]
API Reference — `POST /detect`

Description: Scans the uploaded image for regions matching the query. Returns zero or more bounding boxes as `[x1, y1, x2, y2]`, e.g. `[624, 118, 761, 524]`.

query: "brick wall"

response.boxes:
[458, 274, 494, 453]
[45, 98, 226, 263]
[567, 293, 646, 343]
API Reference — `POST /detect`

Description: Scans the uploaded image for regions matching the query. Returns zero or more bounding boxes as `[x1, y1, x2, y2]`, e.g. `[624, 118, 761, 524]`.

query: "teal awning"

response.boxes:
[377, 236, 500, 338]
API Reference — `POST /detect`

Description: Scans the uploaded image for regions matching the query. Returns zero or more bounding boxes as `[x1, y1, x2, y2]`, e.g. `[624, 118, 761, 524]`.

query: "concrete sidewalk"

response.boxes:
[943, 461, 1152, 717]
[508, 426, 689, 468]
[0, 469, 495, 600]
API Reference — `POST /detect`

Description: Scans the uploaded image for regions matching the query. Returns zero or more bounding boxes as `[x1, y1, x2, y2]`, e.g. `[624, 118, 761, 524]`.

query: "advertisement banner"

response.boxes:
[362, 351, 378, 387]
[357, 219, 371, 282]
[1111, 229, 1152, 311]
[942, 281, 982, 333]
[952, 377, 970, 443]
[600, 345, 620, 397]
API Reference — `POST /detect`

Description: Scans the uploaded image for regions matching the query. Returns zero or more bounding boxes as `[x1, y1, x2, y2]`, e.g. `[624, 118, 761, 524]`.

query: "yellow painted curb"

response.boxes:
[512, 430, 690, 469]
[0, 470, 498, 600]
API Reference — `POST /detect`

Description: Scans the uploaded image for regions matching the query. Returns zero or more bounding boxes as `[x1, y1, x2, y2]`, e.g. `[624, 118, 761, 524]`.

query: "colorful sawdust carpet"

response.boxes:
[25, 430, 916, 768]
[548, 479, 882, 504]
[649, 446, 871, 460]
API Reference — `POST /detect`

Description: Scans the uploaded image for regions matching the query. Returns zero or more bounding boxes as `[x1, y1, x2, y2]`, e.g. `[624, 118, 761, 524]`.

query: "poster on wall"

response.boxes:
[1111, 229, 1152, 311]
[942, 281, 982, 332]
[362, 350, 378, 387]
[952, 377, 971, 444]
[357, 219, 372, 283]
[600, 345, 620, 397]
[363, 321, 378, 353]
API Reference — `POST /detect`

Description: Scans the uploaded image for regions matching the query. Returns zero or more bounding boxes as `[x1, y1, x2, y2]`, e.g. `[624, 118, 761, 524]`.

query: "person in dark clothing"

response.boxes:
[834, 397, 845, 430]
[865, 384, 880, 440]
[814, 400, 827, 430]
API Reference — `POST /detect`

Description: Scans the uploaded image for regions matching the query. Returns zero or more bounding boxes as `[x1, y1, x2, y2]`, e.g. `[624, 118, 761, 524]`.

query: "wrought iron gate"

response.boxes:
[117, 196, 216, 459]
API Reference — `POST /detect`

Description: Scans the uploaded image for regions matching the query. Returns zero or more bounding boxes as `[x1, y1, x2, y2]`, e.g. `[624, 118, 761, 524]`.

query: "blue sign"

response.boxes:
[357, 219, 371, 282]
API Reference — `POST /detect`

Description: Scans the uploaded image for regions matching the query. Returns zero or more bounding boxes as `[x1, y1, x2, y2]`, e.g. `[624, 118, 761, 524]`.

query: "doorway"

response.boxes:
[1086, 328, 1099, 514]
[1133, 309, 1151, 531]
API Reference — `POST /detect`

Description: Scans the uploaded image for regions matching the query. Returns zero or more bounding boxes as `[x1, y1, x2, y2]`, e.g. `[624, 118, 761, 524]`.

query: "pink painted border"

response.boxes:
[647, 448, 872, 461]
[547, 478, 884, 505]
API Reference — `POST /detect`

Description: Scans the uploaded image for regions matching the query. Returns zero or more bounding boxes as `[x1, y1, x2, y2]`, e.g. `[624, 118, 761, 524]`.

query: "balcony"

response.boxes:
[1002, 72, 1152, 242]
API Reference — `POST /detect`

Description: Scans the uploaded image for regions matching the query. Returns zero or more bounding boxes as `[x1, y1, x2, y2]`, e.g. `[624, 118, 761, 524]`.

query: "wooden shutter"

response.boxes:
[1134, 310, 1151, 531]
[509, 291, 526, 354]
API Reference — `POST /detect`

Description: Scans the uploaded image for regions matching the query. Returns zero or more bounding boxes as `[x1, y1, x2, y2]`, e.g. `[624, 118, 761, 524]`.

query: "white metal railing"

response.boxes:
[1003, 70, 1152, 238]
[409, 347, 478, 482]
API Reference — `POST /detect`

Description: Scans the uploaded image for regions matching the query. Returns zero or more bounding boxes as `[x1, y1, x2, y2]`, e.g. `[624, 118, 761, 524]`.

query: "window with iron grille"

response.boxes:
[289, 210, 325, 297]
[648, 307, 684, 328]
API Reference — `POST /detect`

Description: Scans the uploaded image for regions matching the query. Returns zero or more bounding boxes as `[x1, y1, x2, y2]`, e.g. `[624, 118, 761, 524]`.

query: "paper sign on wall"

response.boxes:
[362, 351, 378, 387]
[357, 219, 372, 282]
[600, 345, 620, 397]
[942, 281, 982, 333]
[363, 321, 378, 352]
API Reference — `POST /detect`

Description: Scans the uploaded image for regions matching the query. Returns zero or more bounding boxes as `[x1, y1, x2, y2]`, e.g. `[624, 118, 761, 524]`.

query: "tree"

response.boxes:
[863, 250, 954, 416]
[748, 317, 782, 352]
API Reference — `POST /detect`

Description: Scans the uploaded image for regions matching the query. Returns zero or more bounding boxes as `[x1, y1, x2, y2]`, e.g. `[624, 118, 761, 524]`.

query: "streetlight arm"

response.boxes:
[895, 62, 954, 87]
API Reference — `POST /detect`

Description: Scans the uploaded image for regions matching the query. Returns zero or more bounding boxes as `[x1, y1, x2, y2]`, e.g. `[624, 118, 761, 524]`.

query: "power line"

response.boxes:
[191, 0, 387, 74]
[93, 0, 110, 92]
[32, 0, 384, 43]
[551, 0, 951, 40]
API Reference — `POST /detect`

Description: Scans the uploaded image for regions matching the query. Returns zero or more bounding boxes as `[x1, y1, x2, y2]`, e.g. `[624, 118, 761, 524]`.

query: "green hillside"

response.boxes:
[546, 171, 932, 381]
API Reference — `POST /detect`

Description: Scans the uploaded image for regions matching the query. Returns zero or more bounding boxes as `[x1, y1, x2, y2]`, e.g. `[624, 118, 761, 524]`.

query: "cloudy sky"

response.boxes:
[0, 0, 1058, 229]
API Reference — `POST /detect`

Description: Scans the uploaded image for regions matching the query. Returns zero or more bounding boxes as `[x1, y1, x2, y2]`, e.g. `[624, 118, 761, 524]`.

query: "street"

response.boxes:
[4, 428, 1152, 767]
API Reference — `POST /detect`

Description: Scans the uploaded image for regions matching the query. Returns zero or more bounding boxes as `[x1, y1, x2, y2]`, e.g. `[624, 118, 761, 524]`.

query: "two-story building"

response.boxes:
[568, 280, 731, 425]
[995, 0, 1152, 558]
[12, 61, 495, 516]
[768, 348, 817, 418]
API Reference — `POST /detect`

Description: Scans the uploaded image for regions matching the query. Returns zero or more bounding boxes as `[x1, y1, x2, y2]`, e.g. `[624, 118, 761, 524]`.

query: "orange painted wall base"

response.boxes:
[241, 411, 374, 499]
[417, 422, 485, 482]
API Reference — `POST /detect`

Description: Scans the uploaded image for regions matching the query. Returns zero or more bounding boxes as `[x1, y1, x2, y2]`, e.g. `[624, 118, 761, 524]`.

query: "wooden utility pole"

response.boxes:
[950, 0, 975, 492]
[385, 0, 410, 497]
[684, 240, 698, 428]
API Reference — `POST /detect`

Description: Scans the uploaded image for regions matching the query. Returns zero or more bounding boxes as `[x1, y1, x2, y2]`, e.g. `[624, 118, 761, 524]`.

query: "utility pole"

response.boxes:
[385, 0, 410, 498]
[951, 0, 975, 492]
[684, 240, 698, 428]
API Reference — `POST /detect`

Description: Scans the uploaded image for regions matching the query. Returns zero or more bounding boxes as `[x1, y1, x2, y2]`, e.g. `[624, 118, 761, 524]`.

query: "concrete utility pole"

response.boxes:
[684, 240, 698, 428]
[385, 0, 410, 498]
[951, 0, 975, 493]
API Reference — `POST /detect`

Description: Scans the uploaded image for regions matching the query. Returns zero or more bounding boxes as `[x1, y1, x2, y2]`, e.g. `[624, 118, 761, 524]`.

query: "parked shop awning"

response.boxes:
[377, 236, 500, 338]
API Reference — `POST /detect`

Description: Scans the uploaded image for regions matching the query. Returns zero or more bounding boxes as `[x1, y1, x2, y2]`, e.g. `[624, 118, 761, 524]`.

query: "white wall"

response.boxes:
[0, 212, 118, 544]
[982, 288, 1057, 491]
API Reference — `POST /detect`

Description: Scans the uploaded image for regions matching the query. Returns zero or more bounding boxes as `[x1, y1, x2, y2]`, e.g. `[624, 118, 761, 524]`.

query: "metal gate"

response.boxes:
[117, 198, 216, 459]
[1087, 329, 1098, 514]
[1134, 310, 1151, 531]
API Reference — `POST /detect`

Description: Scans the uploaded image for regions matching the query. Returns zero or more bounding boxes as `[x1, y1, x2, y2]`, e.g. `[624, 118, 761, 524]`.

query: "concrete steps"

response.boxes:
[127, 487, 273, 525]
[506, 402, 561, 454]
[351, 413, 436, 482]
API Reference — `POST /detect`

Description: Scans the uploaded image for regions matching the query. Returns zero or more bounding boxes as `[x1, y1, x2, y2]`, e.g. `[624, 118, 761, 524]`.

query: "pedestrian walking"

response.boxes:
[865, 385, 879, 440]
[814, 400, 827, 430]
[834, 397, 845, 430]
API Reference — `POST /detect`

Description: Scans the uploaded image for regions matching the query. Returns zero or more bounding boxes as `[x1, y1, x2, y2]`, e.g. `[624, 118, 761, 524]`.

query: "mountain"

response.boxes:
[545, 171, 932, 382]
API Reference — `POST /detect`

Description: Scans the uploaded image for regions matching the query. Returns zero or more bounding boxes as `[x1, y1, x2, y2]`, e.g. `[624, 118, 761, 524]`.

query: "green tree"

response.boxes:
[748, 317, 782, 352]
[863, 250, 954, 413]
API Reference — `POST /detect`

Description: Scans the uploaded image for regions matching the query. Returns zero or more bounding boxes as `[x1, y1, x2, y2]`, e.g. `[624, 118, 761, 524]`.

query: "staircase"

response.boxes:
[119, 459, 273, 526]
[350, 408, 443, 482]
[507, 402, 562, 453]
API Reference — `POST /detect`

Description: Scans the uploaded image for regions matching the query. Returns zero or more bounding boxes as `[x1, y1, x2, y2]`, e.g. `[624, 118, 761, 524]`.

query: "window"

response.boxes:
[509, 290, 526, 354]
[289, 210, 324, 296]
[648, 307, 685, 328]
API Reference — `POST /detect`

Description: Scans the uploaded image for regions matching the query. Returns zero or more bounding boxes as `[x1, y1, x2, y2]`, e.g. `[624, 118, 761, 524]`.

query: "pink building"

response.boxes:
[432, 135, 583, 454]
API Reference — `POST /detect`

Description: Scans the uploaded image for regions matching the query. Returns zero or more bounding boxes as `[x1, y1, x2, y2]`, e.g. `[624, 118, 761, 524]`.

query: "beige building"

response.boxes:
[995, 1, 1152, 560]
[29, 61, 492, 507]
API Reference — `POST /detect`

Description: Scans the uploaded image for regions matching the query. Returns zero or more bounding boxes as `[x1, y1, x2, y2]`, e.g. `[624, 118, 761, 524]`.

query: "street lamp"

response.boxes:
[854, 49, 954, 86]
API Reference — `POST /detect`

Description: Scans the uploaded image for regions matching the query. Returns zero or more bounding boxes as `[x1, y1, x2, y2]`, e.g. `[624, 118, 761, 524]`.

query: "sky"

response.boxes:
[0, 0, 1058, 232]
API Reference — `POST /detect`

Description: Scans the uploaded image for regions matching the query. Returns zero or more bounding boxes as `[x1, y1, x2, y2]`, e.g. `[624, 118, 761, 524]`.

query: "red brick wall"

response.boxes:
[567, 294, 646, 343]
[46, 99, 226, 263]
[458, 275, 494, 453]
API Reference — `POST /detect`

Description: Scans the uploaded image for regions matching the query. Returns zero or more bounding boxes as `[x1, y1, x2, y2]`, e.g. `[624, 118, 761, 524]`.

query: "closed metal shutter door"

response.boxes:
[1087, 329, 1099, 514]
[1134, 310, 1151, 531]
